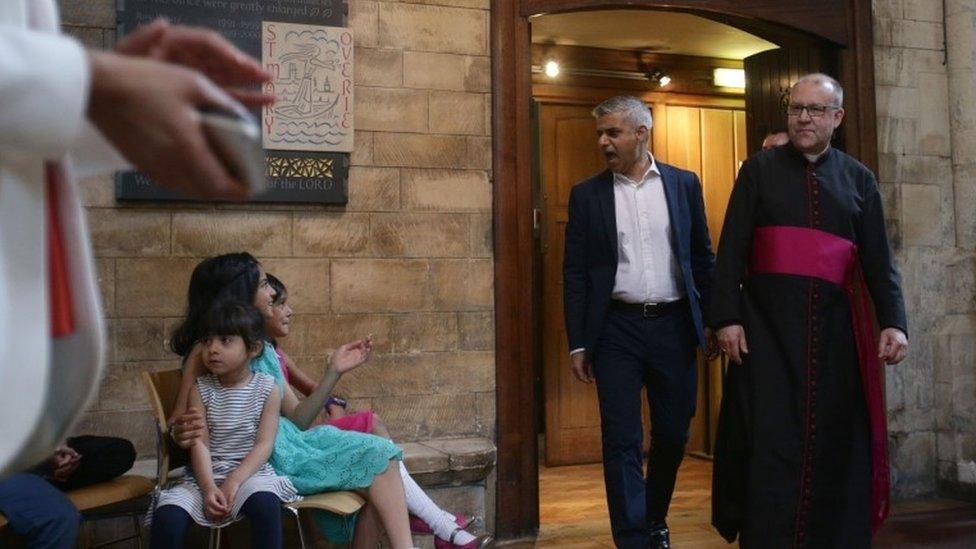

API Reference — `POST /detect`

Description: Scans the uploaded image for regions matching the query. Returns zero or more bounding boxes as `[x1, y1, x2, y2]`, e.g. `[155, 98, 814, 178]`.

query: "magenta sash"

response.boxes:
[750, 225, 890, 534]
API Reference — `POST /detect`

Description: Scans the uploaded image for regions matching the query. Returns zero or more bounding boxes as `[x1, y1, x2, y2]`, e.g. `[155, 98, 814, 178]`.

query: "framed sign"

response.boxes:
[115, 0, 351, 204]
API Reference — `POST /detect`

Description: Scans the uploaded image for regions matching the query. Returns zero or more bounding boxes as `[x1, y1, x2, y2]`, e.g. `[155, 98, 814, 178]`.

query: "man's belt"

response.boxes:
[609, 298, 686, 318]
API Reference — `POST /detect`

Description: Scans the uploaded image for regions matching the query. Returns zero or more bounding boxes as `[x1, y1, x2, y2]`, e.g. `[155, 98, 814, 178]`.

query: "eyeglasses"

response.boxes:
[786, 104, 840, 118]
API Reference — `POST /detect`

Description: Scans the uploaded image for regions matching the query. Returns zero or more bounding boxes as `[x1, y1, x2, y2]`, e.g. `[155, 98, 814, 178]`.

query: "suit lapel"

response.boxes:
[596, 170, 617, 261]
[659, 163, 682, 257]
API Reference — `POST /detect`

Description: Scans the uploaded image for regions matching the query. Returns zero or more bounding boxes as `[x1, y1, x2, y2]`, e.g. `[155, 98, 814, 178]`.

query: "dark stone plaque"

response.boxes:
[115, 0, 349, 204]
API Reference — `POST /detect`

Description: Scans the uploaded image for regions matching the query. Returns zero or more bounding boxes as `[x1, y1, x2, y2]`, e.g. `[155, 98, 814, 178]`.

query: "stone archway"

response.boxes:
[490, 0, 879, 539]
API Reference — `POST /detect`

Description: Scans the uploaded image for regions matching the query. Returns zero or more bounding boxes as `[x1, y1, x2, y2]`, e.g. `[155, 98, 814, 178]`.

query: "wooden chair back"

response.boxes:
[141, 369, 189, 485]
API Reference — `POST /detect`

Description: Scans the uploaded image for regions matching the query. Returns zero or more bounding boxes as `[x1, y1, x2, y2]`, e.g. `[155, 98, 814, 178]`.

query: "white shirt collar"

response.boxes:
[613, 153, 660, 186]
[803, 145, 830, 163]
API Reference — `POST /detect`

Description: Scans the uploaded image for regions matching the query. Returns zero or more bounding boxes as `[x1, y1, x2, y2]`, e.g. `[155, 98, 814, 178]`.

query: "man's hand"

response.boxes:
[570, 352, 594, 384]
[115, 18, 274, 108]
[87, 50, 254, 201]
[717, 324, 749, 365]
[878, 327, 908, 365]
[168, 406, 206, 450]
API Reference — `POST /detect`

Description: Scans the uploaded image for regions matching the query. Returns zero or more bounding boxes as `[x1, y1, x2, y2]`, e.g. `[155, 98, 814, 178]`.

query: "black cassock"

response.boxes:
[709, 143, 907, 548]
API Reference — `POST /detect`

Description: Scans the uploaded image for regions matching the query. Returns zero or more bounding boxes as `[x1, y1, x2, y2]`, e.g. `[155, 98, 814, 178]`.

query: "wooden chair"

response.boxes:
[141, 369, 365, 549]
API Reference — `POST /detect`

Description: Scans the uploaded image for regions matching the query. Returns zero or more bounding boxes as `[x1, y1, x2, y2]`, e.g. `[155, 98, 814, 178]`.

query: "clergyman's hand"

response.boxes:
[570, 351, 594, 384]
[717, 324, 749, 365]
[878, 327, 908, 365]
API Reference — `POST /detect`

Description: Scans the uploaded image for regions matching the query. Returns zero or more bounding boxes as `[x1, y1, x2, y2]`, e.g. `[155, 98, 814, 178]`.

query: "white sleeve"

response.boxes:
[0, 24, 90, 158]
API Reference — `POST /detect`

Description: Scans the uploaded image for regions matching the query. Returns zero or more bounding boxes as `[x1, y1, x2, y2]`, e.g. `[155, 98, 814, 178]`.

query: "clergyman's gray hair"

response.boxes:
[793, 73, 844, 107]
[592, 96, 653, 131]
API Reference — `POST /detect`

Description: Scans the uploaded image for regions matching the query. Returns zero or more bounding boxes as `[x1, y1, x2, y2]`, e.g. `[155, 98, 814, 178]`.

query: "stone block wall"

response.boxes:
[874, 0, 976, 499]
[58, 0, 494, 456]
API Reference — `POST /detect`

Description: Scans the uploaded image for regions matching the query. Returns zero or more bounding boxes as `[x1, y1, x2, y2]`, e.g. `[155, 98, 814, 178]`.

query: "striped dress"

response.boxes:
[153, 372, 300, 527]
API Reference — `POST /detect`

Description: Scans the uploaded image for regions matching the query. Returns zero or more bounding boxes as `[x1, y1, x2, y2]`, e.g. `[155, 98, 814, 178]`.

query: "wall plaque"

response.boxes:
[115, 0, 350, 204]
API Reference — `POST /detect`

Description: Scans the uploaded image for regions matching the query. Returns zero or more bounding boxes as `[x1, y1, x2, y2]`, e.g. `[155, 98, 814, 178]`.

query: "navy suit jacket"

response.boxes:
[562, 162, 716, 358]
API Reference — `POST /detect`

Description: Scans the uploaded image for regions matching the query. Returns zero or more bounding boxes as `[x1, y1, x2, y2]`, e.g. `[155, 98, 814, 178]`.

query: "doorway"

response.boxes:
[492, 0, 880, 540]
[532, 10, 764, 468]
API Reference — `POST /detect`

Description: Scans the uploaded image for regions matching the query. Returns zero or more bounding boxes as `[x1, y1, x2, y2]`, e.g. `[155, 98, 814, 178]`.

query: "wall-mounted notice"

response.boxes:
[115, 0, 350, 204]
[263, 22, 354, 152]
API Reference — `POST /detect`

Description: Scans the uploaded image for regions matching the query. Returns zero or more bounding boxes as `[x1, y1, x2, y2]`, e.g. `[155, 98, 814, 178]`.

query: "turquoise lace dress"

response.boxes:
[250, 343, 402, 540]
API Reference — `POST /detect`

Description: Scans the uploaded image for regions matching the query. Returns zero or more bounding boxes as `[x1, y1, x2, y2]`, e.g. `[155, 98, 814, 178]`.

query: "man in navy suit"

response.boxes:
[563, 96, 715, 549]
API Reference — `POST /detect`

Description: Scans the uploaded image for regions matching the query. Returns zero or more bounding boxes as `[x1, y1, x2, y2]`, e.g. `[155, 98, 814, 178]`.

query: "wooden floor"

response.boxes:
[498, 457, 976, 548]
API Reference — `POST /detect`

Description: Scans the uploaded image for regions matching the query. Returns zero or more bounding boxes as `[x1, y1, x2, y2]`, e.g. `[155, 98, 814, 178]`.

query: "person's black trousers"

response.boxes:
[593, 303, 698, 548]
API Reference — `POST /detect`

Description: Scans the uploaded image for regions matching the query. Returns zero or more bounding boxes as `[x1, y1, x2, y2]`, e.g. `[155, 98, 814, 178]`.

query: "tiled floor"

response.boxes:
[498, 457, 976, 548]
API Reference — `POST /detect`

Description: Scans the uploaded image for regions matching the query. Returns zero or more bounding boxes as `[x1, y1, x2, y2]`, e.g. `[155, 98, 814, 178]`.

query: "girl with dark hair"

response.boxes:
[151, 301, 298, 549]
[265, 274, 492, 548]
[168, 253, 416, 549]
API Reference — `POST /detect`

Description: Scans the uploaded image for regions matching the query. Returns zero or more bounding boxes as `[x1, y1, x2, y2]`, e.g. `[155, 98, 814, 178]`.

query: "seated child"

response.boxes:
[149, 301, 299, 549]
[266, 274, 492, 549]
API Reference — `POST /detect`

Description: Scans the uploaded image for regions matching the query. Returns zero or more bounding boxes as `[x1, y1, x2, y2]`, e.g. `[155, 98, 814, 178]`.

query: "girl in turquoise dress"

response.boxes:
[167, 252, 415, 548]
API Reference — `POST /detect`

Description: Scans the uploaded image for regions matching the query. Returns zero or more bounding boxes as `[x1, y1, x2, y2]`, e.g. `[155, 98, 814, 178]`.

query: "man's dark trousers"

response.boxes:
[0, 473, 79, 549]
[593, 304, 698, 548]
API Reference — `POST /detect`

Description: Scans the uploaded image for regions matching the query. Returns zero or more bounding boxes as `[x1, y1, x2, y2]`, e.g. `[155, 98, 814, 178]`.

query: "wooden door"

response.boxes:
[658, 104, 746, 454]
[539, 103, 607, 465]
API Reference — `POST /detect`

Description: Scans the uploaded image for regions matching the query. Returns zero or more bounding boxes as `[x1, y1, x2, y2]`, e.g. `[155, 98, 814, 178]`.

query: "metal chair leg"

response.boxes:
[132, 514, 144, 549]
[287, 507, 307, 549]
[208, 526, 222, 549]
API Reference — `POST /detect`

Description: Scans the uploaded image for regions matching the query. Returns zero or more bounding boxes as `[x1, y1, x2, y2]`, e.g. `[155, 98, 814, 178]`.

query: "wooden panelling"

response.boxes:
[700, 108, 735, 246]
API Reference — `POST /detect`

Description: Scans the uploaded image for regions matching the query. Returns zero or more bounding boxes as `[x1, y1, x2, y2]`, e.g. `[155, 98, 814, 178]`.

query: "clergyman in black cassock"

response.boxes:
[710, 74, 908, 548]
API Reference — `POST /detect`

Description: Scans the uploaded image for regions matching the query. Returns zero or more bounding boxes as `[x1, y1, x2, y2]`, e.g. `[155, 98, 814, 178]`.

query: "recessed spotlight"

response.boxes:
[648, 69, 671, 88]
[544, 60, 560, 78]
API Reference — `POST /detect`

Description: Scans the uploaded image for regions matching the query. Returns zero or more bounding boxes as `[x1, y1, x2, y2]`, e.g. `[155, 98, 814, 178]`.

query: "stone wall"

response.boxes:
[59, 0, 495, 457]
[874, 0, 976, 499]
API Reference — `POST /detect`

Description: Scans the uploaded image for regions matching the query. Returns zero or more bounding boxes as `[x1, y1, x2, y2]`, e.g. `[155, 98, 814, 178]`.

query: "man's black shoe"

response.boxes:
[649, 523, 671, 549]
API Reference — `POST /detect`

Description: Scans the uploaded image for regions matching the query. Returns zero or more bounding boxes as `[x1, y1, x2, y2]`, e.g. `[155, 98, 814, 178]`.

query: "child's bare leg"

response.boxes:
[366, 459, 412, 548]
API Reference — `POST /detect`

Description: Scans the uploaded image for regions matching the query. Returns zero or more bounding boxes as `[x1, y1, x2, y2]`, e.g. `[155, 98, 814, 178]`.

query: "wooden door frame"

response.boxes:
[491, 0, 878, 539]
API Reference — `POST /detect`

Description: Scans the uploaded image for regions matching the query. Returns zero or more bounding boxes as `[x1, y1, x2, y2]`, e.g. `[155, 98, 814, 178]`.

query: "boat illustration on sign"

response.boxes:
[262, 22, 354, 152]
[274, 43, 340, 119]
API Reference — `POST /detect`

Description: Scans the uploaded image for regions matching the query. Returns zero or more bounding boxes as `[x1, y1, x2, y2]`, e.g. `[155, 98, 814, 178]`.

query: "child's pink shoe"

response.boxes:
[433, 531, 494, 548]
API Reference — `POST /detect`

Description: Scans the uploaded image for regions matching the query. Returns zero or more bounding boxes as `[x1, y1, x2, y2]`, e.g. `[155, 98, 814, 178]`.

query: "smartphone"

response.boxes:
[200, 108, 266, 196]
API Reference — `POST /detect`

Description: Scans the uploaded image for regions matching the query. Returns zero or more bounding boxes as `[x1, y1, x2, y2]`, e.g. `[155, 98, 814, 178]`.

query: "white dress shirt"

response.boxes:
[611, 154, 684, 304]
[570, 154, 684, 357]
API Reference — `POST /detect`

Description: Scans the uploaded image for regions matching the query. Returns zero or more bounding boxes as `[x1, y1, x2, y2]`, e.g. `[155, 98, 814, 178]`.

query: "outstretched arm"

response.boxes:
[282, 337, 374, 429]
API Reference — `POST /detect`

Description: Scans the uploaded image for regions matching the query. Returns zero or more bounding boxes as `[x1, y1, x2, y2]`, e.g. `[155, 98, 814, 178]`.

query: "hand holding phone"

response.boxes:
[199, 108, 266, 196]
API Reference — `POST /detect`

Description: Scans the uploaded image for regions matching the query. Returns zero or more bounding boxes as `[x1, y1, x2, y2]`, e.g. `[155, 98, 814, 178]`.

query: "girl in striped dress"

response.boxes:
[149, 301, 299, 549]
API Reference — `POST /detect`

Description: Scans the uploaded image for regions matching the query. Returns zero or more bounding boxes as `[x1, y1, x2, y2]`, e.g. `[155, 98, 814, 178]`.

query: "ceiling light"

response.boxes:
[544, 60, 560, 78]
[714, 68, 745, 88]
[648, 69, 671, 88]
